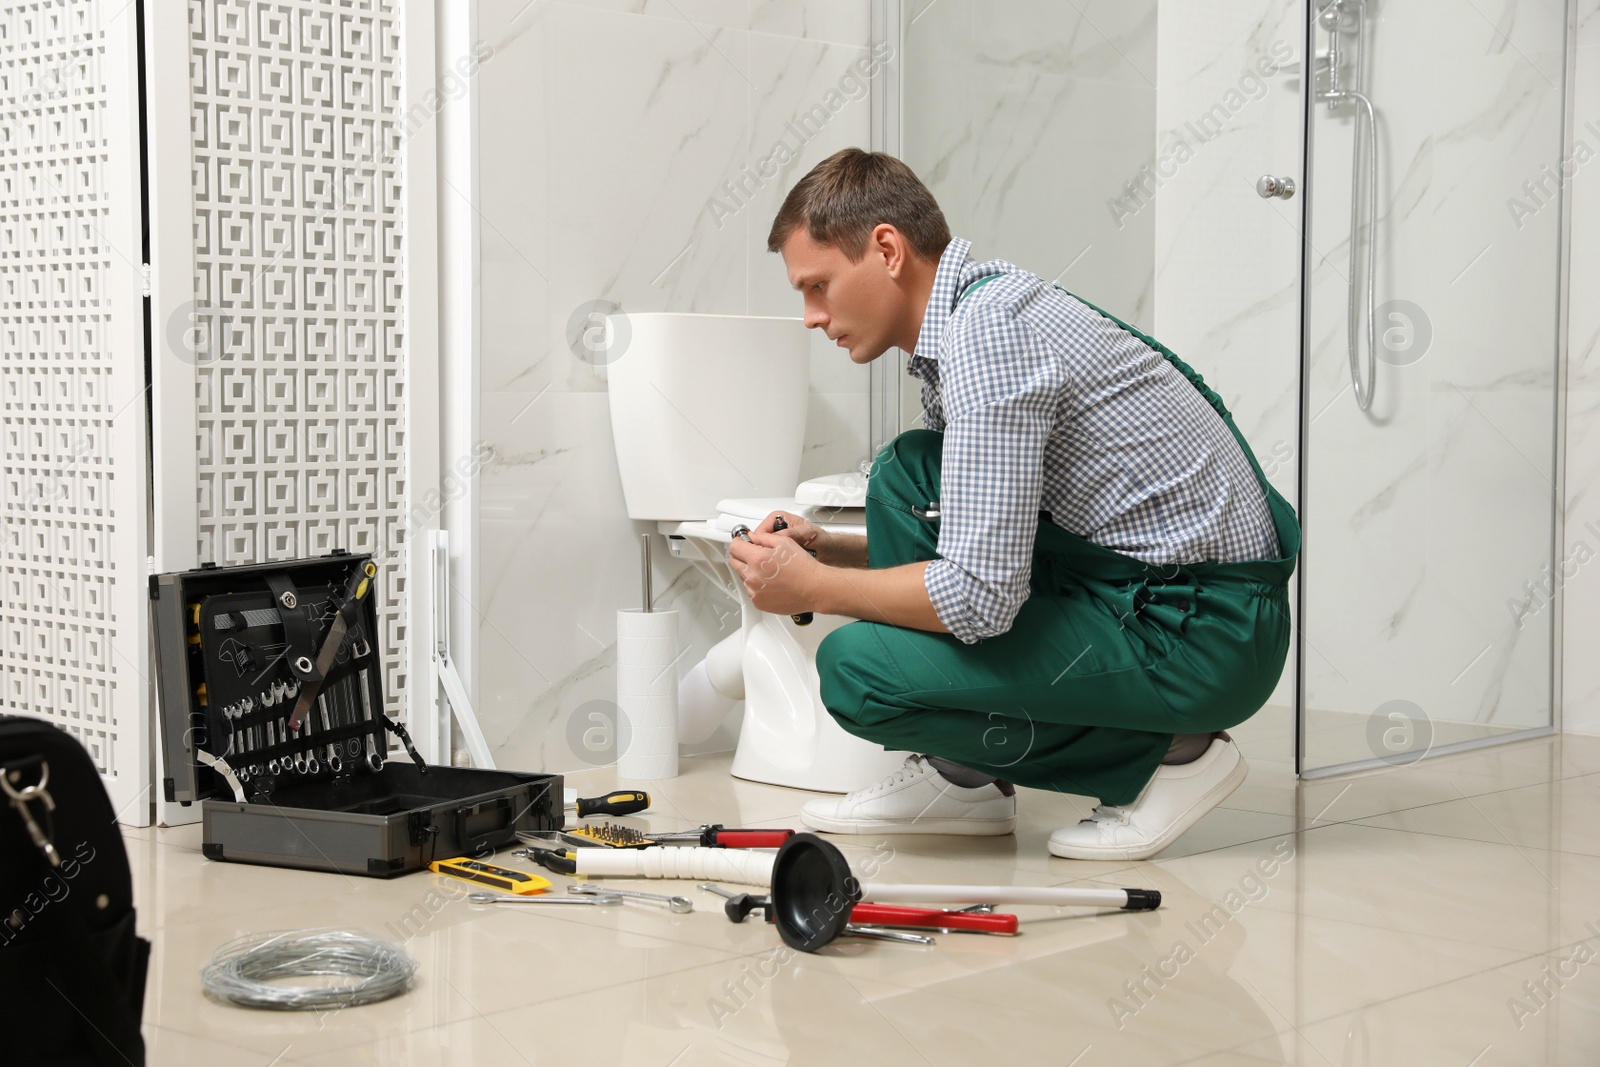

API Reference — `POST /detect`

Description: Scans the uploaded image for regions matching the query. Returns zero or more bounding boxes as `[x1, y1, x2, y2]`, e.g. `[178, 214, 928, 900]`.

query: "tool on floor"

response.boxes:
[768, 834, 1161, 952]
[567, 884, 693, 914]
[842, 926, 934, 945]
[566, 790, 650, 819]
[467, 891, 624, 908]
[699, 882, 771, 923]
[650, 825, 794, 849]
[562, 823, 655, 848]
[831, 903, 1018, 935]
[517, 826, 649, 851]
[769, 516, 815, 625]
[697, 882, 1011, 934]
[429, 857, 553, 895]
[516, 844, 776, 885]
[523, 822, 791, 850]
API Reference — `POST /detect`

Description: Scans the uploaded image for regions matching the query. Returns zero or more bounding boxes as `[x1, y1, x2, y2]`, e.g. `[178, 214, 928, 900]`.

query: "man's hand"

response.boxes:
[728, 527, 826, 615]
[753, 510, 829, 559]
[728, 519, 949, 636]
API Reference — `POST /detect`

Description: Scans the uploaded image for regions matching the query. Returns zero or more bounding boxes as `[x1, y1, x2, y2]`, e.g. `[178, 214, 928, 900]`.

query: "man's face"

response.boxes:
[780, 228, 905, 364]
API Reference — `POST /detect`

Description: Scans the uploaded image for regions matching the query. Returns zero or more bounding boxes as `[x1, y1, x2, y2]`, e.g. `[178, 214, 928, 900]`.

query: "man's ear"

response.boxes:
[873, 224, 909, 279]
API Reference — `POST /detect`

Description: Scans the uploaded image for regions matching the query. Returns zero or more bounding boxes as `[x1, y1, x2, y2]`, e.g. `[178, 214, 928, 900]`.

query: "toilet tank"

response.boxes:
[608, 313, 811, 521]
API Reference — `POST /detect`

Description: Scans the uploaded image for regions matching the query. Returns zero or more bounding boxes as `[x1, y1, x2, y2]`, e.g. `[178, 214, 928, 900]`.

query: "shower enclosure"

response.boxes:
[1298, 0, 1568, 773]
[885, 0, 1572, 777]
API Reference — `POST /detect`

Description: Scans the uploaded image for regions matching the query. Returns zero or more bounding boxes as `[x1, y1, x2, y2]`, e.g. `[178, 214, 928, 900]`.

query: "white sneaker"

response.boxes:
[800, 755, 1017, 835]
[1047, 735, 1247, 860]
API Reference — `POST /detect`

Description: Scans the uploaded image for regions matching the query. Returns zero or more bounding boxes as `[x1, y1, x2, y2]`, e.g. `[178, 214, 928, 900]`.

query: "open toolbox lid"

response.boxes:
[150, 551, 424, 806]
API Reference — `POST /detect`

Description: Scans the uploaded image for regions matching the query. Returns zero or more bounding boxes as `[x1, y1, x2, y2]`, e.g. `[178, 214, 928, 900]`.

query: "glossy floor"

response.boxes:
[127, 719, 1600, 1065]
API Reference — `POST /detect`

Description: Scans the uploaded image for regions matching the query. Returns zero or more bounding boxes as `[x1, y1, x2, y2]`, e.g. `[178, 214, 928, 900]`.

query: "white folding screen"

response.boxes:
[146, 0, 439, 822]
[0, 1, 151, 823]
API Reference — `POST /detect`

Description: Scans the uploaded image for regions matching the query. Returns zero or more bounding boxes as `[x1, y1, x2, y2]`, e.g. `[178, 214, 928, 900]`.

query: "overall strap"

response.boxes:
[952, 272, 1300, 562]
[955, 274, 1235, 425]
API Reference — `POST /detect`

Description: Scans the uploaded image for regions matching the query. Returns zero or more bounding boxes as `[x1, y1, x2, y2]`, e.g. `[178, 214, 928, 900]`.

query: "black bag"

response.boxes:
[0, 714, 150, 1066]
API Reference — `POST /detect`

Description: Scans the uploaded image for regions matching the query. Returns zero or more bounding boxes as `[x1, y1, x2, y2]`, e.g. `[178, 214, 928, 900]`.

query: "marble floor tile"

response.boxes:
[126, 748, 1600, 1063]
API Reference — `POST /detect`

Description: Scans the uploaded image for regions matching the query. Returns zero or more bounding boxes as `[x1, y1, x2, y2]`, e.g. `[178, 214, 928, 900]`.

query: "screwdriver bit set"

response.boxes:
[152, 552, 563, 877]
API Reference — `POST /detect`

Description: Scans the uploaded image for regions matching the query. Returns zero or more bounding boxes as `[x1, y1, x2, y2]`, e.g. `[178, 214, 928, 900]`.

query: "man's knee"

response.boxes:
[816, 622, 890, 726]
[871, 428, 942, 479]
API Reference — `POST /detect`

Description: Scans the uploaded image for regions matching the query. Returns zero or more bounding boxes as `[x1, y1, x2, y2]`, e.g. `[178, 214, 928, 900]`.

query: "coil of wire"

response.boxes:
[199, 928, 419, 1011]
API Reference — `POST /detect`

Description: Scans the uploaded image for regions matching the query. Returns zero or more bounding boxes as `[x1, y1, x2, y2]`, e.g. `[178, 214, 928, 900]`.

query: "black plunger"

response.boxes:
[770, 833, 1162, 953]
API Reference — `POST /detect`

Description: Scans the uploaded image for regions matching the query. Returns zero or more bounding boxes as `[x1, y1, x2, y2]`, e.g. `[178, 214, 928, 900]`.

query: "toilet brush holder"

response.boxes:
[615, 607, 679, 780]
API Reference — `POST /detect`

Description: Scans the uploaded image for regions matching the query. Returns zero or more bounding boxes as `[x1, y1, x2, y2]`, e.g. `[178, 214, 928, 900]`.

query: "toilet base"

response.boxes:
[663, 516, 910, 795]
[725, 606, 910, 794]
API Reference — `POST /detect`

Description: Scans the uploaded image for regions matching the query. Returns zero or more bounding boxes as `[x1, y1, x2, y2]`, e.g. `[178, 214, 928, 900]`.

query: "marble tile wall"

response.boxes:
[1562, 0, 1600, 734]
[473, 0, 877, 770]
[900, 0, 1160, 442]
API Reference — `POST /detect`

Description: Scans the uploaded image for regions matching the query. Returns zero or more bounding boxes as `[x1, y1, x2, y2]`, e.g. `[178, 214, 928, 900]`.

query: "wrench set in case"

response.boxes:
[151, 552, 562, 877]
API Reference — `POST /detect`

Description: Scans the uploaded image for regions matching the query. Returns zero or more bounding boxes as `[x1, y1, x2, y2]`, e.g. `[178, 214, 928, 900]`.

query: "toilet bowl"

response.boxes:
[606, 313, 909, 792]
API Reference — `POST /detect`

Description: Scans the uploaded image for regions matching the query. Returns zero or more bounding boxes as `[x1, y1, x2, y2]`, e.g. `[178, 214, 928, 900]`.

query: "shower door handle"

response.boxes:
[1256, 174, 1296, 200]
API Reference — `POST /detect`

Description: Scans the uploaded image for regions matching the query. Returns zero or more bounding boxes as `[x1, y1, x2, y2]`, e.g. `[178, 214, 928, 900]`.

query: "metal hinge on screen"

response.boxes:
[140, 263, 151, 298]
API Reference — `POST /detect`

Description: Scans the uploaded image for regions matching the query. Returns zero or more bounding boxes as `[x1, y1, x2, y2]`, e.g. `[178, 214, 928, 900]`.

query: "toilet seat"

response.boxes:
[711, 497, 865, 537]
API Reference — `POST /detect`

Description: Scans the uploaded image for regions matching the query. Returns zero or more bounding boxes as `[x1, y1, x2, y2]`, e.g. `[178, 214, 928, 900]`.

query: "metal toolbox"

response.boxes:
[150, 552, 561, 876]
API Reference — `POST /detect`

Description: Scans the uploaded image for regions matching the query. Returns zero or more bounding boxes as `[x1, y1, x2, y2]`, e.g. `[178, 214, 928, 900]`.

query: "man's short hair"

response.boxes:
[766, 148, 951, 264]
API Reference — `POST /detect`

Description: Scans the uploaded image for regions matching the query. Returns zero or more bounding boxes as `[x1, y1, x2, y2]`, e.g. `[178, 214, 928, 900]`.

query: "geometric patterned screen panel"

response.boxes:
[0, 0, 146, 813]
[186, 0, 409, 725]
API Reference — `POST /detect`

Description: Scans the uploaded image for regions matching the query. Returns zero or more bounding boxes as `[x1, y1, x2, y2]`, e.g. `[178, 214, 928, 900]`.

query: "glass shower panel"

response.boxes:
[1299, 0, 1566, 773]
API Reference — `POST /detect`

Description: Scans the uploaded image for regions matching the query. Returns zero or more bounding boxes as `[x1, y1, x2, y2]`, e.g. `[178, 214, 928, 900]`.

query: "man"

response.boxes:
[726, 148, 1299, 860]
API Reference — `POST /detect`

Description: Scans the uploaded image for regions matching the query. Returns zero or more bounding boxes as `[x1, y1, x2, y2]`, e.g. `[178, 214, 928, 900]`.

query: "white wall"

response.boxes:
[1562, 0, 1600, 734]
[472, 0, 877, 770]
[901, 0, 1159, 327]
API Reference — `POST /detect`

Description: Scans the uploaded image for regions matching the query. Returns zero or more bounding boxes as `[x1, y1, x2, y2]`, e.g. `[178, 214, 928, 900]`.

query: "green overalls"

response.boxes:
[814, 280, 1301, 806]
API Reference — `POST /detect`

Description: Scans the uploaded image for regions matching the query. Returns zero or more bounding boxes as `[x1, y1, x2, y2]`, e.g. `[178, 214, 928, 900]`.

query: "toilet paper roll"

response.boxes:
[616, 751, 679, 782]
[616, 608, 678, 780]
[618, 662, 678, 692]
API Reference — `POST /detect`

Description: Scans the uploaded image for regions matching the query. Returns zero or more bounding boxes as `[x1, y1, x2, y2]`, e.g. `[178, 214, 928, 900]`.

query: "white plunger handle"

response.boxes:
[575, 846, 775, 886]
[859, 882, 1149, 909]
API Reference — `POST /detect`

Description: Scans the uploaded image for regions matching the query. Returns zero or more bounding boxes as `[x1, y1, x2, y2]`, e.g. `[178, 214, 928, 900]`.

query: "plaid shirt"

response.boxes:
[911, 237, 1281, 645]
